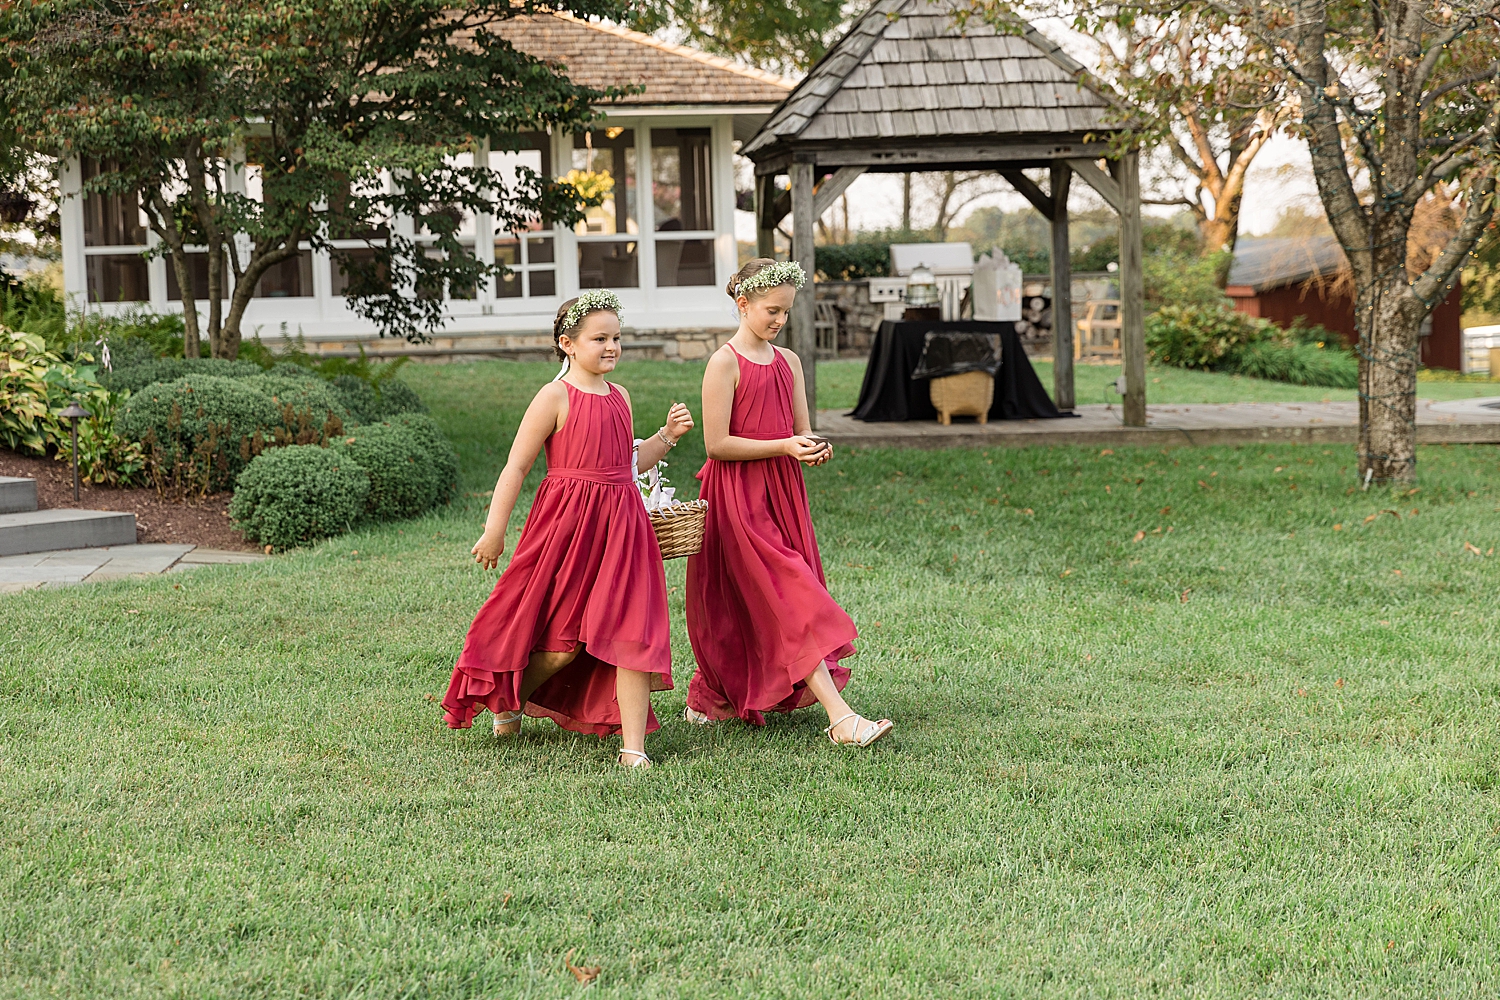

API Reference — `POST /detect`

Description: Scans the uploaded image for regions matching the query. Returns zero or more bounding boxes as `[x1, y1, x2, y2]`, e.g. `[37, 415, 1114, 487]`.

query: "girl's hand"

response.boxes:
[664, 402, 694, 443]
[785, 435, 831, 465]
[472, 530, 505, 570]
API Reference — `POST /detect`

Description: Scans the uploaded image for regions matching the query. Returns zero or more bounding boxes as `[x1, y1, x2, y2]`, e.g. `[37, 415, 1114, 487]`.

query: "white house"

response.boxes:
[58, 13, 793, 359]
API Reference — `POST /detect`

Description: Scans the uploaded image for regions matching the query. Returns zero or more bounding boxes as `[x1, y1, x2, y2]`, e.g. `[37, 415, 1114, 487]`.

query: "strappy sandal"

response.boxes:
[618, 749, 653, 769]
[683, 705, 712, 726]
[492, 711, 524, 737]
[824, 712, 894, 748]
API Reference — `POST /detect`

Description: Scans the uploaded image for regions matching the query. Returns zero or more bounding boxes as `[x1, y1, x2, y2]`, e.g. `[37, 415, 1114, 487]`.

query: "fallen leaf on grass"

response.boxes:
[1464, 542, 1483, 556]
[1022, 508, 1034, 515]
[1060, 568, 1072, 578]
[1297, 688, 1307, 697]
[1336, 677, 1345, 689]
[1159, 506, 1171, 515]
[501, 892, 513, 909]
[1180, 588, 1191, 603]
[1133, 530, 1146, 543]
[1392, 569, 1402, 576]
[125, 609, 140, 615]
[423, 693, 437, 702]
[264, 545, 273, 555]
[1333, 524, 1343, 531]
[1364, 514, 1379, 524]
[1379, 620, 1390, 626]
[565, 949, 601, 984]
[1381, 510, 1400, 519]
[1099, 449, 1114, 456]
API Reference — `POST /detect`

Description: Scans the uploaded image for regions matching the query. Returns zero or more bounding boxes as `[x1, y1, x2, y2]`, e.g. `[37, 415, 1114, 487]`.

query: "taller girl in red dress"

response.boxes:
[442, 290, 694, 768]
[685, 259, 894, 747]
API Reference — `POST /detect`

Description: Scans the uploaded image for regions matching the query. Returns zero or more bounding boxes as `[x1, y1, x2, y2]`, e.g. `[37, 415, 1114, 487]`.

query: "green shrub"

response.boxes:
[386, 411, 460, 504]
[54, 393, 148, 487]
[331, 422, 432, 521]
[70, 309, 189, 358]
[118, 375, 282, 494]
[1226, 339, 1360, 388]
[1146, 305, 1272, 369]
[101, 356, 261, 394]
[1, 272, 66, 345]
[244, 373, 350, 441]
[373, 378, 427, 417]
[328, 374, 381, 423]
[815, 243, 892, 280]
[230, 445, 369, 550]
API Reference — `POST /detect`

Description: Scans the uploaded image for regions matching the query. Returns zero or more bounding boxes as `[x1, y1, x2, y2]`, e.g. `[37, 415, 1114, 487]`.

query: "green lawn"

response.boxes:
[4, 359, 1500, 998]
[815, 357, 1500, 411]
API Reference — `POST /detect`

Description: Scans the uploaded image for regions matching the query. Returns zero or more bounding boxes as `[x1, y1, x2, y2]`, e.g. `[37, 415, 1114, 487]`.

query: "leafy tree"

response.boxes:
[1, 0, 619, 359]
[626, 1, 852, 76]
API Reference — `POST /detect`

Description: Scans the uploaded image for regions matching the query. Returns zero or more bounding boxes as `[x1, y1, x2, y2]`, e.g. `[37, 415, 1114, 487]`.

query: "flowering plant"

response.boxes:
[562, 288, 623, 331]
[734, 260, 806, 298]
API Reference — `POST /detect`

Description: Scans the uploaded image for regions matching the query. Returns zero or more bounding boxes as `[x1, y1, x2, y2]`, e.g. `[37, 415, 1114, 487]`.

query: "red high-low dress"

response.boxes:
[685, 345, 856, 724]
[442, 381, 672, 736]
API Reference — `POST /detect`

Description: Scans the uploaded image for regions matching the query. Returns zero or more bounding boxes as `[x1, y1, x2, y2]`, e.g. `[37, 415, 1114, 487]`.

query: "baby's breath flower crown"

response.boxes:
[562, 289, 623, 331]
[734, 261, 806, 299]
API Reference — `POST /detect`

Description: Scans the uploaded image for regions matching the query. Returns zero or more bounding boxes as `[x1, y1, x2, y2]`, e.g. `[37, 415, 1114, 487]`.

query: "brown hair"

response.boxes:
[551, 298, 579, 361]
[726, 257, 783, 302]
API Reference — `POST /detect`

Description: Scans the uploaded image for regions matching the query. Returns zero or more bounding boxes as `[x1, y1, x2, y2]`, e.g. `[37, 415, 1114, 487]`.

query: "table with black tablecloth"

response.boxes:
[850, 320, 1071, 422]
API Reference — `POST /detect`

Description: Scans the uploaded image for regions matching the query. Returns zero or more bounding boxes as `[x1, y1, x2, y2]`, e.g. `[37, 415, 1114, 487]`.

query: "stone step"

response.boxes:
[0, 508, 136, 557]
[0, 477, 38, 515]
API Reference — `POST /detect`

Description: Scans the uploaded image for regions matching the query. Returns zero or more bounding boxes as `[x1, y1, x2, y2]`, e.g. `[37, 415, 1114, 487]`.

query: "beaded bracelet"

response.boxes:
[657, 427, 677, 448]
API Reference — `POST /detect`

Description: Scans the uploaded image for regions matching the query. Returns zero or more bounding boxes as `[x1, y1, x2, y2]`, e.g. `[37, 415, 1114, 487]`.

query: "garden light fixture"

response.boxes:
[61, 402, 89, 502]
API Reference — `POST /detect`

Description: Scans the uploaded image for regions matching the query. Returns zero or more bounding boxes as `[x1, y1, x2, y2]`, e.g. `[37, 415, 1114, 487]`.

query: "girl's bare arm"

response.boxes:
[472, 383, 565, 569]
[701, 347, 826, 463]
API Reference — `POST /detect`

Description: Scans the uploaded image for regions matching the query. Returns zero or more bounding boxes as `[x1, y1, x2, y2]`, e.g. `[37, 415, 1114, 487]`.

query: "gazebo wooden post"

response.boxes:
[1112, 150, 1146, 426]
[789, 158, 819, 427]
[1049, 162, 1074, 411]
[755, 173, 778, 260]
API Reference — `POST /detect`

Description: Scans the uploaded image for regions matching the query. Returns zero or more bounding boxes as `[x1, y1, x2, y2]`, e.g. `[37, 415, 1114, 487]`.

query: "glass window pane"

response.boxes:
[254, 250, 314, 298]
[655, 239, 716, 287]
[526, 236, 554, 264]
[81, 159, 147, 247]
[332, 248, 388, 297]
[571, 129, 637, 236]
[495, 270, 522, 298]
[578, 241, 638, 288]
[489, 132, 552, 182]
[528, 270, 555, 297]
[493, 236, 520, 267]
[166, 252, 227, 301]
[86, 253, 149, 302]
[650, 129, 712, 231]
[448, 243, 477, 300]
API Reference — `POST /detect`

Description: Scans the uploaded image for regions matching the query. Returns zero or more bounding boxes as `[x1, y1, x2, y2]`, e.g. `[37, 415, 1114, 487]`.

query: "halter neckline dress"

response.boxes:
[685, 345, 856, 724]
[442, 381, 672, 736]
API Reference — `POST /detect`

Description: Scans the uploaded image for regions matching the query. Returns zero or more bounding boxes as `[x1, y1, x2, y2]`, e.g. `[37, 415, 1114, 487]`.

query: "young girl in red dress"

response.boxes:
[442, 290, 694, 768]
[684, 259, 893, 747]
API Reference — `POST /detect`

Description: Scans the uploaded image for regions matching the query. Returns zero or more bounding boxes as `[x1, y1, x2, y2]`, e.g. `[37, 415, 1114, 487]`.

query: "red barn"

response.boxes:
[1225, 236, 1463, 370]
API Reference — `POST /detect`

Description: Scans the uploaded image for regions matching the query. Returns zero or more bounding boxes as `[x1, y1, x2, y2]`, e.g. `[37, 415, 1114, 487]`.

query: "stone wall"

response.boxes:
[817, 280, 885, 355]
[300, 326, 737, 362]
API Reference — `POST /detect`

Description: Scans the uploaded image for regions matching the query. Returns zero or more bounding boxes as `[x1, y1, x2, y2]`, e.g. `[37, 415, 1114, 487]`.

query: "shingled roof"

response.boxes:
[742, 0, 1116, 158]
[491, 14, 795, 108]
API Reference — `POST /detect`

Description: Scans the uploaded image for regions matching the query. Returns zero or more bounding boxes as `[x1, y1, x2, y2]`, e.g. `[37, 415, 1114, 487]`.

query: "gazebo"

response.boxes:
[741, 0, 1146, 427]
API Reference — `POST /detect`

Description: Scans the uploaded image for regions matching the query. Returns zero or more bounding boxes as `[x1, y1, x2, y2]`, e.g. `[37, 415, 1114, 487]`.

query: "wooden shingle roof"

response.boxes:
[490, 14, 795, 107]
[742, 0, 1116, 158]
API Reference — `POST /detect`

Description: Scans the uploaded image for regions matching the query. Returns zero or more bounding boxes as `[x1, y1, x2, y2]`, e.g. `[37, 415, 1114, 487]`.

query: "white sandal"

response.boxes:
[824, 712, 894, 748]
[683, 705, 712, 726]
[492, 711, 524, 736]
[618, 748, 652, 768]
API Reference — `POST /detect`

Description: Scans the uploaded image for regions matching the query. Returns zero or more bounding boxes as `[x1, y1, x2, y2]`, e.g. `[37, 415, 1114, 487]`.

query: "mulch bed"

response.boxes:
[0, 449, 258, 551]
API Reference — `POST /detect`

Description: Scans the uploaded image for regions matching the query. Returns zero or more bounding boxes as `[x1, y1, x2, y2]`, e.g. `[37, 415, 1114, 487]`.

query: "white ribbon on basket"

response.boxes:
[632, 442, 678, 512]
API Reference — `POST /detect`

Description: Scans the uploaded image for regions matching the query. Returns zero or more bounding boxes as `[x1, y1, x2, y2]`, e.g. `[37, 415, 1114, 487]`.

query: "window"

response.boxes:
[81, 159, 147, 247]
[572, 129, 637, 237]
[650, 129, 712, 232]
[166, 253, 227, 301]
[494, 233, 556, 298]
[255, 251, 314, 298]
[655, 239, 716, 287]
[86, 254, 149, 303]
[331, 248, 388, 297]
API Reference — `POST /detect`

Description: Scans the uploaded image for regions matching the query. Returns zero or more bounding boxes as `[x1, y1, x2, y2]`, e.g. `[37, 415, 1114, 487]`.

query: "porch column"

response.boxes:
[789, 159, 818, 427]
[755, 173, 777, 260]
[1049, 162, 1074, 411]
[1112, 150, 1146, 427]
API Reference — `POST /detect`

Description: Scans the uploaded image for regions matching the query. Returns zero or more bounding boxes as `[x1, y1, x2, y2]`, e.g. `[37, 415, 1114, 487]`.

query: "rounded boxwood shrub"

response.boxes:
[373, 378, 427, 417]
[245, 373, 350, 441]
[230, 445, 369, 550]
[386, 412, 460, 504]
[101, 356, 261, 394]
[118, 375, 282, 492]
[329, 374, 381, 424]
[331, 422, 431, 521]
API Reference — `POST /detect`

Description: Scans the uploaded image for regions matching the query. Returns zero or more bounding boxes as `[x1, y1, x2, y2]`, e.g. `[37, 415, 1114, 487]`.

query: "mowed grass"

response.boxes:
[3, 358, 1500, 998]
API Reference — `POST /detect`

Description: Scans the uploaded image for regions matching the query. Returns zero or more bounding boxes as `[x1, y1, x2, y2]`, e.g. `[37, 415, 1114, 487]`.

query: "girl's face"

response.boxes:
[737, 285, 795, 342]
[559, 310, 622, 374]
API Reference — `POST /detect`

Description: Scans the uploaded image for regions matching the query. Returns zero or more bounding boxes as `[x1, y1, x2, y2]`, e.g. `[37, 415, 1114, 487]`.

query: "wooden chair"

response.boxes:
[814, 300, 839, 356]
[1075, 299, 1122, 361]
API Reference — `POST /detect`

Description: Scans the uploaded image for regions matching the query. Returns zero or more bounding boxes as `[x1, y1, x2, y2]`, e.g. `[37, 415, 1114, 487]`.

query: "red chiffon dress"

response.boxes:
[442, 381, 672, 736]
[685, 345, 857, 724]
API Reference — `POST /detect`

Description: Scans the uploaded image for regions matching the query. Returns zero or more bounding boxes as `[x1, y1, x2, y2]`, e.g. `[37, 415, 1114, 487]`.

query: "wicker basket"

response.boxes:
[929, 370, 994, 425]
[648, 499, 709, 559]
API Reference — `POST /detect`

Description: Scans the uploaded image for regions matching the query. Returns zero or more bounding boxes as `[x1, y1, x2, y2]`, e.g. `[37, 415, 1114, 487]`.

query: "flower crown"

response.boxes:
[562, 289, 623, 331]
[734, 260, 806, 299]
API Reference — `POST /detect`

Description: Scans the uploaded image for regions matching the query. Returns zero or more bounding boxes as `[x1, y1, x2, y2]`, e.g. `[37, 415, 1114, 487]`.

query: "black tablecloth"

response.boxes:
[850, 321, 1070, 422]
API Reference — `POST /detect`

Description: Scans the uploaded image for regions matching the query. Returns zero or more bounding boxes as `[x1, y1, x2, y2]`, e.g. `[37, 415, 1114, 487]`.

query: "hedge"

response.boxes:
[230, 445, 369, 550]
[117, 375, 283, 493]
[386, 411, 461, 504]
[331, 422, 433, 521]
[244, 373, 350, 442]
[100, 356, 261, 394]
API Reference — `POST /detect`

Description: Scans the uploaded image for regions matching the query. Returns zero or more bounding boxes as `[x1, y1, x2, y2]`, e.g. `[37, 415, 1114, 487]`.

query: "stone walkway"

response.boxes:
[0, 544, 266, 592]
[819, 397, 1500, 451]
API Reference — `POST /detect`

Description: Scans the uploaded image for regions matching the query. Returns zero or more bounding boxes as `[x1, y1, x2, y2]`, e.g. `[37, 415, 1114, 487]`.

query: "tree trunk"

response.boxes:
[146, 190, 201, 360]
[901, 173, 911, 232]
[1357, 276, 1423, 483]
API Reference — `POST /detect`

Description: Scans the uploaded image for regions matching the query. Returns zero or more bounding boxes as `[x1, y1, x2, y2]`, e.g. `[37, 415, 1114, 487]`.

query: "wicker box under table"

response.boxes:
[928, 370, 995, 425]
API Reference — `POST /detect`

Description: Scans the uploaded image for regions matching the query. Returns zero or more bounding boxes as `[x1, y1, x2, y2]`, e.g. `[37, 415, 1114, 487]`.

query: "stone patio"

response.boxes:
[0, 544, 267, 592]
